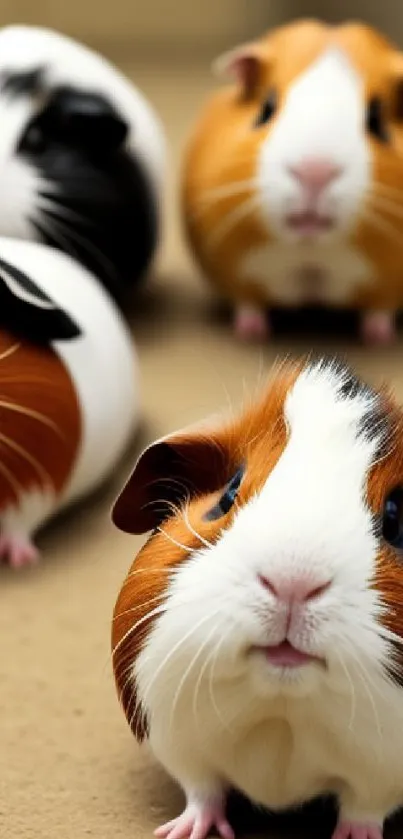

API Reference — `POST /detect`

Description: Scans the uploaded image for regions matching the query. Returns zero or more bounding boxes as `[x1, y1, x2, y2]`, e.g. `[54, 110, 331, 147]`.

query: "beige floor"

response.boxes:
[2, 59, 403, 839]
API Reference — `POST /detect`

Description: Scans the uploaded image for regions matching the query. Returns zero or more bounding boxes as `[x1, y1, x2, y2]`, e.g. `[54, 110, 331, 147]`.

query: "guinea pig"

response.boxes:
[0, 235, 138, 568]
[182, 19, 403, 346]
[112, 355, 403, 839]
[0, 24, 165, 305]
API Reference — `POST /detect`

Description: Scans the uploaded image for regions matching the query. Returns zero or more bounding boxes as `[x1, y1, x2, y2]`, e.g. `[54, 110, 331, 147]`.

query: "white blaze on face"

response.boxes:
[258, 47, 371, 238]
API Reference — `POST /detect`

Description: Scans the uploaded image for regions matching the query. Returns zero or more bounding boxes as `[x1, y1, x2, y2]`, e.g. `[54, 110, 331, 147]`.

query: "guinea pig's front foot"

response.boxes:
[233, 304, 270, 342]
[154, 796, 234, 839]
[332, 819, 383, 839]
[0, 533, 39, 569]
[360, 310, 396, 346]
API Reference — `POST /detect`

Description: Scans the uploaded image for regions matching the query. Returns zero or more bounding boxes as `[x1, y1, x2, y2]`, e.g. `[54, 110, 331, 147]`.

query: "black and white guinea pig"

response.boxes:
[112, 357, 403, 839]
[0, 25, 165, 304]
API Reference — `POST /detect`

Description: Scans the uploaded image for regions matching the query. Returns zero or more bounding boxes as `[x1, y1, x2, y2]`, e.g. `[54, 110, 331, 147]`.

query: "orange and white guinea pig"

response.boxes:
[112, 356, 403, 839]
[182, 19, 403, 345]
[0, 236, 138, 568]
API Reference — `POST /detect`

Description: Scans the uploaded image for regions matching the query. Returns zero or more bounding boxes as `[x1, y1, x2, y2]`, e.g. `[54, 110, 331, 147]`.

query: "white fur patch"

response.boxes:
[0, 236, 139, 538]
[133, 361, 403, 825]
[258, 47, 370, 241]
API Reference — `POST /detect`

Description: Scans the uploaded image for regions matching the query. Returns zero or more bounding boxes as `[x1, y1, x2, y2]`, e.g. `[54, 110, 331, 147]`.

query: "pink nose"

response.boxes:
[259, 573, 331, 604]
[289, 158, 341, 194]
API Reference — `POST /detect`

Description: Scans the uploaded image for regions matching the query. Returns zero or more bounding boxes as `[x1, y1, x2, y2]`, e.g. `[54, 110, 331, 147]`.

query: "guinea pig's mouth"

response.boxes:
[285, 210, 335, 237]
[254, 640, 326, 669]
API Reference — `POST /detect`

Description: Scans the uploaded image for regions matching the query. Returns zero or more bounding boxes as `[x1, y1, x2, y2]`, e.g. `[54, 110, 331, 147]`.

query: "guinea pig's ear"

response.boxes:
[0, 256, 82, 344]
[212, 40, 268, 97]
[41, 86, 129, 153]
[112, 424, 231, 535]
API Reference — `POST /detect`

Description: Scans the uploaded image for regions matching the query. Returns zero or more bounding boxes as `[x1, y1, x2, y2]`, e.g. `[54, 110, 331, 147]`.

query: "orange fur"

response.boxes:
[112, 358, 403, 738]
[111, 361, 302, 739]
[182, 19, 403, 309]
[0, 332, 81, 505]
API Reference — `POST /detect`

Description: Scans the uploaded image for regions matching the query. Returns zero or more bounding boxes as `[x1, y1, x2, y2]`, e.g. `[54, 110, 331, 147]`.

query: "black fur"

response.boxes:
[1, 66, 46, 97]
[7, 75, 158, 305]
[0, 256, 81, 343]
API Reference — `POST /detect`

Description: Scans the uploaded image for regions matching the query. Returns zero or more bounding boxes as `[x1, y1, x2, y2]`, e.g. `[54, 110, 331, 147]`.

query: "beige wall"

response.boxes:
[0, 0, 296, 57]
[1, 1, 402, 57]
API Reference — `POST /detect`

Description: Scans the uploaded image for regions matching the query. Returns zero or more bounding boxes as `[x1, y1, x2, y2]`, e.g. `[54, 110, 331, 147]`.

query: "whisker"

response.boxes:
[0, 457, 23, 495]
[156, 526, 189, 553]
[192, 620, 229, 726]
[169, 620, 221, 729]
[334, 648, 356, 732]
[140, 610, 219, 710]
[37, 195, 94, 228]
[361, 205, 403, 246]
[0, 399, 65, 440]
[0, 431, 54, 487]
[343, 638, 383, 742]
[370, 192, 403, 221]
[206, 194, 263, 252]
[111, 604, 167, 660]
[41, 212, 118, 285]
[0, 343, 19, 362]
[113, 593, 168, 622]
[188, 179, 258, 219]
[373, 181, 403, 202]
[208, 625, 235, 734]
[183, 503, 212, 549]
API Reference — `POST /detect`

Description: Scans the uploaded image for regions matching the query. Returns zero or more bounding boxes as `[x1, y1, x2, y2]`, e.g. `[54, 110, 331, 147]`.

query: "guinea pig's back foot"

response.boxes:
[0, 532, 39, 569]
[233, 304, 270, 342]
[359, 310, 397, 346]
[154, 797, 234, 839]
[331, 819, 382, 839]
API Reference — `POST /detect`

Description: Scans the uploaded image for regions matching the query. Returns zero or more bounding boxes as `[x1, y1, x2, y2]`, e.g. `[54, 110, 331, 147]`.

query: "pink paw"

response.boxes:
[332, 819, 383, 839]
[154, 799, 234, 839]
[360, 311, 396, 346]
[0, 533, 39, 569]
[234, 305, 270, 342]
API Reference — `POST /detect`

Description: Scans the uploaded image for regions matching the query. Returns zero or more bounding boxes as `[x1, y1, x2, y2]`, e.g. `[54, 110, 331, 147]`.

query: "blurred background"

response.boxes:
[1, 0, 402, 60]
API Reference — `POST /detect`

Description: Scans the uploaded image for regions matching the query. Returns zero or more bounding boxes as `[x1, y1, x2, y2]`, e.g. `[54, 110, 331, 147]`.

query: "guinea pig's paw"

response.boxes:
[360, 311, 396, 347]
[234, 305, 270, 342]
[331, 819, 382, 839]
[0, 533, 39, 569]
[154, 797, 234, 839]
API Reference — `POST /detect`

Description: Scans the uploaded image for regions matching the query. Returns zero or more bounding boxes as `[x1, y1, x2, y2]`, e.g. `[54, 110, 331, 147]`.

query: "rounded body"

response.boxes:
[112, 357, 403, 839]
[182, 20, 403, 343]
[0, 25, 165, 304]
[0, 236, 138, 555]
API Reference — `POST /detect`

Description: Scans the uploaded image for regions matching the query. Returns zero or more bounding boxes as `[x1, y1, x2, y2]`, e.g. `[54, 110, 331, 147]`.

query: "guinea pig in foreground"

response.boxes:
[112, 357, 403, 839]
[182, 19, 403, 346]
[0, 25, 165, 305]
[0, 236, 138, 567]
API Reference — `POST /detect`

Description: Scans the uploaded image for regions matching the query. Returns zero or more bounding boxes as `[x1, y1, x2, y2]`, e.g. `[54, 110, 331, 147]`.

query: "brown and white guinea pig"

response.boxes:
[182, 19, 403, 346]
[112, 356, 403, 839]
[0, 235, 138, 568]
[0, 25, 165, 306]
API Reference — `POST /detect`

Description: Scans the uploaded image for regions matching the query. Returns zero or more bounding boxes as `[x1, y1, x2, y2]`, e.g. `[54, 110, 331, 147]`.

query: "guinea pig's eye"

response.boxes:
[366, 97, 389, 144]
[204, 465, 245, 522]
[382, 487, 403, 549]
[18, 124, 47, 155]
[255, 91, 277, 128]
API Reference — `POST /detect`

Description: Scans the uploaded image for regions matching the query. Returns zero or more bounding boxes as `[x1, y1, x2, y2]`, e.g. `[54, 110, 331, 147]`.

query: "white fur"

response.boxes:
[0, 24, 165, 240]
[134, 362, 403, 827]
[0, 236, 139, 538]
[245, 48, 373, 305]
